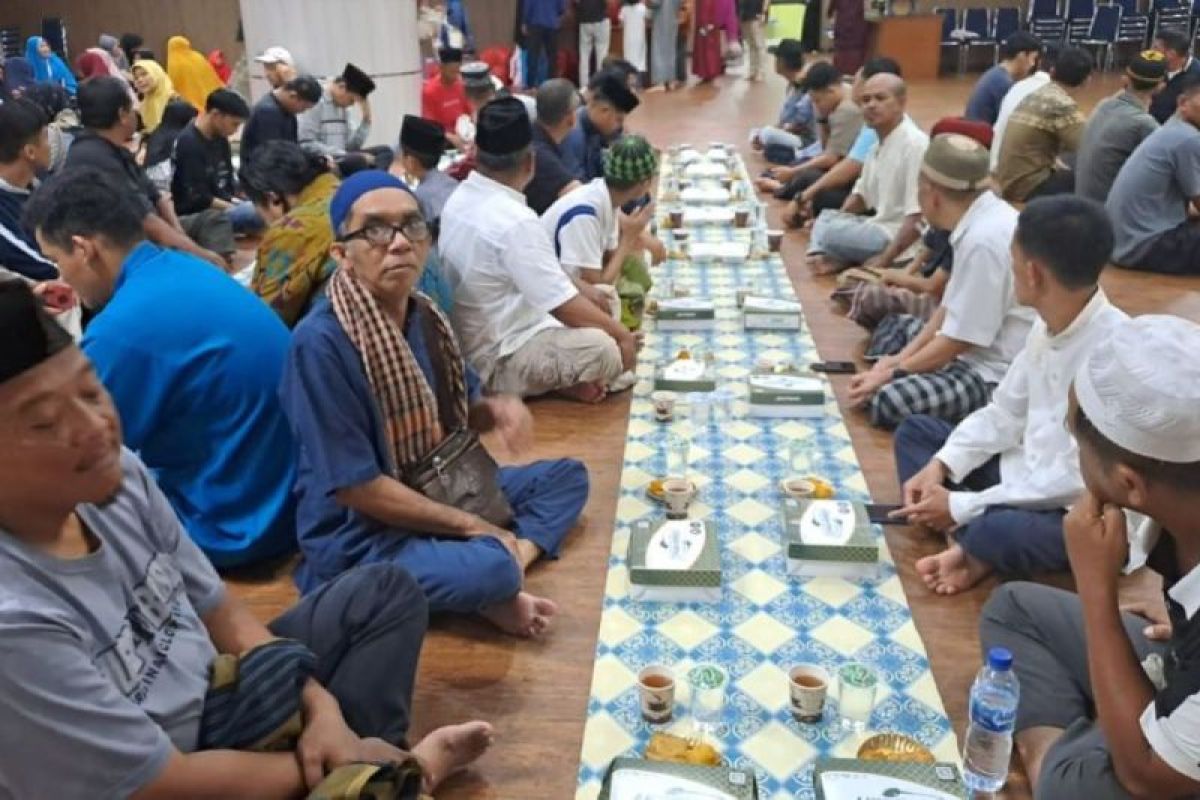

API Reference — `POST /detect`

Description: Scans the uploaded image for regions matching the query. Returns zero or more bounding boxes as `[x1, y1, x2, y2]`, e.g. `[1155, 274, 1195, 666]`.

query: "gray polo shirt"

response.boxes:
[1107, 116, 1200, 266]
[1075, 90, 1158, 203]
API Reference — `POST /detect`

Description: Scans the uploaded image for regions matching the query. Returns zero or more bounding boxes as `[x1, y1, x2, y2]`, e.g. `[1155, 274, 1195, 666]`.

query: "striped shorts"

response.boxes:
[868, 359, 994, 430]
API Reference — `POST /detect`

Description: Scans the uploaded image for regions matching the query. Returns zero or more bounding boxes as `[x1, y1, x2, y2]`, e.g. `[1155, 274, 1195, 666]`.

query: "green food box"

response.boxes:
[628, 518, 722, 603]
[780, 498, 881, 579]
[813, 758, 969, 800]
[656, 297, 716, 331]
[600, 758, 759, 800]
[654, 360, 718, 393]
[747, 374, 825, 418]
[742, 295, 803, 331]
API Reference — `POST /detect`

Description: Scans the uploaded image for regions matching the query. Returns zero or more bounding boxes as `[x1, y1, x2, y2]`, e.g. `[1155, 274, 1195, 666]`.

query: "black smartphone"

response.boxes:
[811, 361, 858, 375]
[622, 193, 652, 215]
[865, 503, 905, 525]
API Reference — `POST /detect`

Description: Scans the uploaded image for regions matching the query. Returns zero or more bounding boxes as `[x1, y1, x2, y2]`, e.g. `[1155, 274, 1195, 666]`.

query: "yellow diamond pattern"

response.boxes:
[803, 577, 863, 608]
[596, 607, 641, 648]
[722, 443, 766, 466]
[740, 721, 818, 781]
[726, 497, 776, 527]
[728, 531, 780, 564]
[810, 615, 875, 657]
[658, 609, 720, 650]
[579, 712, 638, 769]
[734, 612, 796, 654]
[731, 569, 788, 606]
[588, 654, 637, 704]
[615, 495, 653, 523]
[623, 441, 656, 465]
[726, 468, 770, 494]
[736, 662, 791, 712]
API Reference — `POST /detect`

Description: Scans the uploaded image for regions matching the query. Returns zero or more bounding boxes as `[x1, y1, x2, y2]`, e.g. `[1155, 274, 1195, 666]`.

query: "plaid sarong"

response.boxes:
[846, 284, 940, 331]
[868, 359, 994, 430]
[328, 270, 468, 474]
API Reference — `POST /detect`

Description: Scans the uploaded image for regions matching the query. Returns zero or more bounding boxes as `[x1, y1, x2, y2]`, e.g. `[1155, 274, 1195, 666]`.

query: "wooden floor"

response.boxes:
[224, 67, 1200, 799]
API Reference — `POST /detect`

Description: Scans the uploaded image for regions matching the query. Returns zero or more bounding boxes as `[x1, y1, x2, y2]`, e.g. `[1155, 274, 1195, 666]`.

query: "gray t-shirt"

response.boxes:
[826, 96, 865, 158]
[1107, 116, 1200, 265]
[1075, 90, 1159, 203]
[0, 449, 225, 800]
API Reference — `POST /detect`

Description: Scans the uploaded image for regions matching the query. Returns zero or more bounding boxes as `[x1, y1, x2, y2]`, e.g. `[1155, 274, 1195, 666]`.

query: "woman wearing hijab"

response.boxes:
[166, 35, 224, 110]
[207, 49, 232, 84]
[75, 48, 122, 81]
[119, 33, 144, 67]
[649, 0, 682, 89]
[144, 100, 199, 194]
[131, 59, 178, 133]
[692, 0, 739, 82]
[2, 57, 36, 100]
[24, 36, 77, 96]
[99, 34, 129, 72]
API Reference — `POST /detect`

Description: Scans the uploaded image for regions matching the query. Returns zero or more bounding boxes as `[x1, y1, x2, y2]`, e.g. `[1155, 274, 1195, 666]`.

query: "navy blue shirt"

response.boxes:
[241, 92, 297, 164]
[280, 298, 481, 593]
[0, 180, 57, 280]
[964, 65, 1014, 125]
[524, 0, 567, 28]
[561, 106, 617, 182]
[526, 123, 577, 214]
[83, 242, 297, 567]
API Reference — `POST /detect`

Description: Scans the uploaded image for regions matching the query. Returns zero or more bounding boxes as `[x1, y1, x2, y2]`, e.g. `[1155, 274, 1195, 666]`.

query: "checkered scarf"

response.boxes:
[603, 134, 659, 184]
[328, 268, 468, 474]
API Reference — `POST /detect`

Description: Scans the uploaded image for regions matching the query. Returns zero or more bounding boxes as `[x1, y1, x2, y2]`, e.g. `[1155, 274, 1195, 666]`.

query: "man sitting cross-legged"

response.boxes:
[440, 97, 636, 403]
[806, 72, 928, 275]
[0, 280, 492, 799]
[282, 170, 589, 638]
[847, 134, 1033, 430]
[754, 62, 863, 201]
[981, 314, 1200, 800]
[892, 195, 1126, 595]
[542, 134, 659, 330]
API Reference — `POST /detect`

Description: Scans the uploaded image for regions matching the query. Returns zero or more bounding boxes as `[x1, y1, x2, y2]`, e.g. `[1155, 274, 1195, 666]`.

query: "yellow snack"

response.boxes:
[645, 732, 722, 766]
[857, 733, 936, 764]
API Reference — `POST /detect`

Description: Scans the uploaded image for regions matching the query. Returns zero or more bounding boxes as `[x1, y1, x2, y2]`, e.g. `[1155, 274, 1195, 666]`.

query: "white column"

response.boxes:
[239, 0, 423, 148]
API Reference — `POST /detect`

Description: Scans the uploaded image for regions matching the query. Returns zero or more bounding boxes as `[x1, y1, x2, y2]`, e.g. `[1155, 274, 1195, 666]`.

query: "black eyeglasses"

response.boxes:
[339, 216, 431, 246]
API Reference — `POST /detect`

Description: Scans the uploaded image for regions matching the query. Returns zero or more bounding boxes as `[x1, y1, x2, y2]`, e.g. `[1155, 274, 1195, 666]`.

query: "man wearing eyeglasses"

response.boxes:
[279, 170, 589, 639]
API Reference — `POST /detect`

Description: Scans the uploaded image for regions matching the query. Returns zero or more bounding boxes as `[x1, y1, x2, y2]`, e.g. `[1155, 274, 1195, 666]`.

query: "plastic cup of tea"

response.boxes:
[789, 664, 831, 723]
[767, 229, 784, 252]
[669, 209, 684, 228]
[837, 662, 879, 732]
[652, 390, 677, 422]
[735, 209, 750, 228]
[638, 665, 677, 724]
[662, 477, 693, 519]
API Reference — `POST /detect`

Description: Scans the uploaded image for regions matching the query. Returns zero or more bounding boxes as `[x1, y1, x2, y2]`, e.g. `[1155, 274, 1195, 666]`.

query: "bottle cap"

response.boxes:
[987, 646, 1013, 671]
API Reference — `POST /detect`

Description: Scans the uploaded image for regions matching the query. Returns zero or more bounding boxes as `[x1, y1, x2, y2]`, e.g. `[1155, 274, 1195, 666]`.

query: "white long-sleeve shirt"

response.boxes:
[936, 289, 1127, 524]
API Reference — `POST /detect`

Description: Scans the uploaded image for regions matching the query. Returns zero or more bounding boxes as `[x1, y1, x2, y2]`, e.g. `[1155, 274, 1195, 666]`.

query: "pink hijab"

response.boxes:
[76, 47, 122, 80]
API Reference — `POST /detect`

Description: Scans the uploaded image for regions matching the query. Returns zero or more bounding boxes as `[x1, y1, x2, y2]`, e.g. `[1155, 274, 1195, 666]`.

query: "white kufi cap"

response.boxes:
[1075, 314, 1200, 463]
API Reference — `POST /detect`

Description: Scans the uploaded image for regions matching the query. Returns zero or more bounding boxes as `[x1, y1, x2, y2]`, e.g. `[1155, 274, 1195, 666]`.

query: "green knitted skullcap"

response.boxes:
[603, 135, 658, 185]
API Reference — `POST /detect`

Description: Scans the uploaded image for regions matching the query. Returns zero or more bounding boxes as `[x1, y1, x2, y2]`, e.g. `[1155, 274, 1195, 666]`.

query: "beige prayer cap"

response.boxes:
[920, 133, 990, 191]
[1075, 315, 1200, 463]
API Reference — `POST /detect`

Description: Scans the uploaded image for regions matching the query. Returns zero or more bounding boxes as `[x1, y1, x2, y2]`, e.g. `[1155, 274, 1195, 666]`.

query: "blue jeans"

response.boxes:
[226, 202, 265, 235]
[807, 210, 892, 267]
[894, 415, 1069, 576]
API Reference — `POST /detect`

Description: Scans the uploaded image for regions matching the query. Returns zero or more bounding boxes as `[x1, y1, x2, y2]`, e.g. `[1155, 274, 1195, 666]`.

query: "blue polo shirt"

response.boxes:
[83, 242, 297, 568]
[280, 299, 481, 593]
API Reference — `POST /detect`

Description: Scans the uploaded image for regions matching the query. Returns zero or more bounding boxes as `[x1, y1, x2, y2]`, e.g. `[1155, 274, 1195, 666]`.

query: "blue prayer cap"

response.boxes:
[328, 170, 415, 234]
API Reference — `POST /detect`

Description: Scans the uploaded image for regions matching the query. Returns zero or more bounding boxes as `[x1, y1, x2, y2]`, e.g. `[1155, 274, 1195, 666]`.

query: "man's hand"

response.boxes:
[196, 247, 230, 272]
[643, 232, 668, 265]
[860, 253, 894, 274]
[1121, 597, 1173, 641]
[901, 459, 948, 508]
[1065, 491, 1130, 594]
[618, 201, 654, 243]
[482, 395, 534, 456]
[359, 97, 373, 125]
[581, 282, 611, 312]
[881, 268, 917, 289]
[847, 367, 891, 408]
[297, 698, 410, 789]
[33, 280, 79, 313]
[893, 483, 954, 532]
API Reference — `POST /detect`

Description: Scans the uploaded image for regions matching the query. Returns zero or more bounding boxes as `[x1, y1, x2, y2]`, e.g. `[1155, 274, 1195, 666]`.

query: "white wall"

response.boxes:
[239, 0, 423, 148]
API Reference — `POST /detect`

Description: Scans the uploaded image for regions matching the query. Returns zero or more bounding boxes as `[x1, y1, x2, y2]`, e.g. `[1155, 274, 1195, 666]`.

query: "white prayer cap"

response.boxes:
[1075, 314, 1200, 463]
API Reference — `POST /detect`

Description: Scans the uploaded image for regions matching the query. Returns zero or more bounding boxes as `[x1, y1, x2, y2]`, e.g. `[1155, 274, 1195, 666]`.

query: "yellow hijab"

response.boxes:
[133, 59, 175, 133]
[166, 35, 224, 110]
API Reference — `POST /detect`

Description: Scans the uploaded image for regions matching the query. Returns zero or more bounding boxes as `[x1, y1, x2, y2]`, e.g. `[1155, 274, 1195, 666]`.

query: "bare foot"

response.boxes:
[515, 538, 543, 570]
[480, 591, 558, 637]
[413, 720, 495, 793]
[558, 381, 607, 403]
[754, 176, 783, 194]
[915, 544, 992, 596]
[808, 255, 843, 276]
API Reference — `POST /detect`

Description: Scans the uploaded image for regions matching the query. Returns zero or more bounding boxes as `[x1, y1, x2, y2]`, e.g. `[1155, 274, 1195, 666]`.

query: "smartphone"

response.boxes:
[810, 361, 858, 375]
[865, 503, 905, 525]
[621, 193, 652, 215]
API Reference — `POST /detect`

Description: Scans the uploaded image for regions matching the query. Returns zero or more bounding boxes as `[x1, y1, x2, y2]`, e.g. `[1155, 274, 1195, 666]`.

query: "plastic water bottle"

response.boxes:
[963, 647, 1020, 793]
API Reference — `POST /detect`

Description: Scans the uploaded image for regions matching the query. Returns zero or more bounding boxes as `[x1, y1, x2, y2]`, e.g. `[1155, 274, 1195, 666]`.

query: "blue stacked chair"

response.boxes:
[962, 7, 998, 69]
[1068, 0, 1099, 40]
[1115, 0, 1151, 50]
[937, 7, 962, 71]
[1151, 0, 1191, 40]
[994, 6, 1022, 43]
[1078, 4, 1122, 67]
[1030, 0, 1069, 42]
